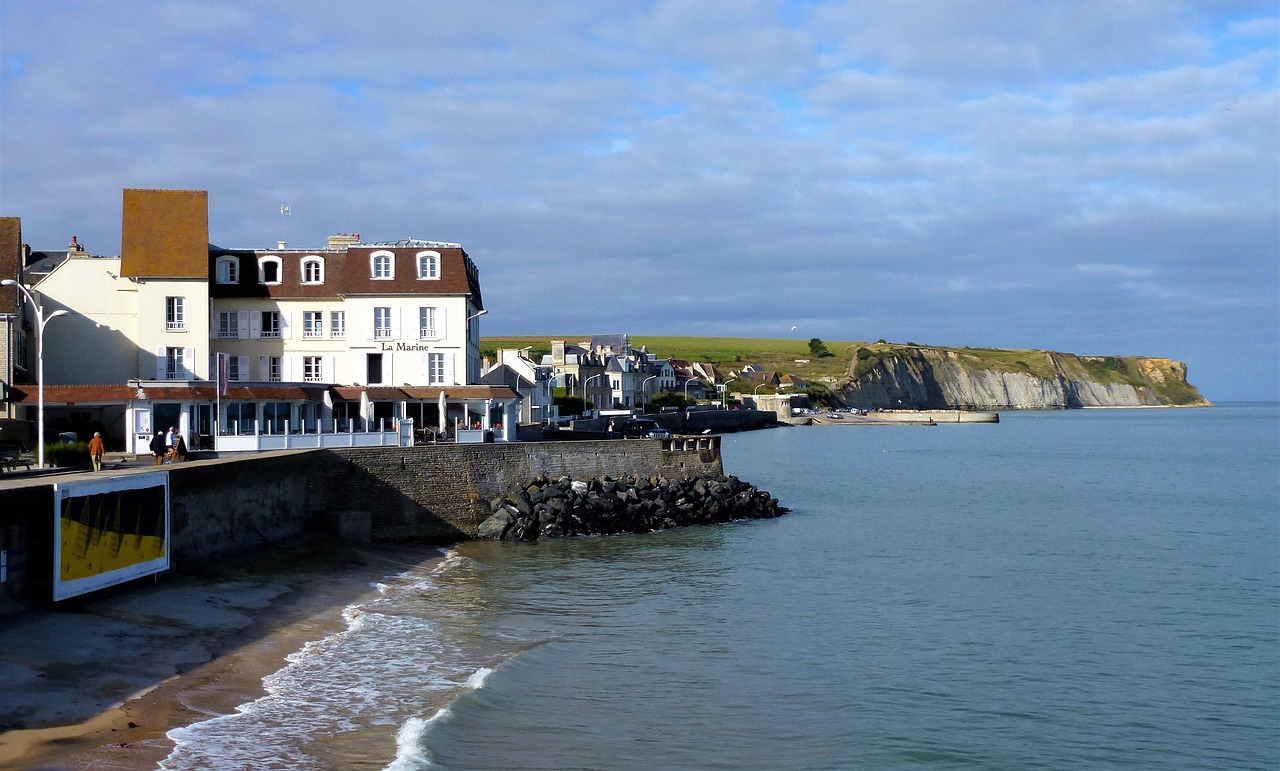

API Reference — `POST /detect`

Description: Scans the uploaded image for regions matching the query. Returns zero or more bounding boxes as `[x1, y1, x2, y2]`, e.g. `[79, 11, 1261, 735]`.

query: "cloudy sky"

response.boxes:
[2, 1, 1276, 400]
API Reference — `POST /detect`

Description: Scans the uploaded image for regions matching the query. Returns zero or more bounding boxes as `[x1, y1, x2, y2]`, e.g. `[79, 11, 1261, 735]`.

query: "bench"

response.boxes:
[0, 449, 30, 472]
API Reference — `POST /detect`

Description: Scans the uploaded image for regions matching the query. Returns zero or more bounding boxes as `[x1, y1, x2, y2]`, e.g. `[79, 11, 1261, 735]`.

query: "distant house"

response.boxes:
[779, 373, 808, 390]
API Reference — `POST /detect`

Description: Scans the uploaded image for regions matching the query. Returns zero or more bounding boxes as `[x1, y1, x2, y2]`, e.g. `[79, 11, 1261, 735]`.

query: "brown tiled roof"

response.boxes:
[402, 385, 519, 400]
[121, 189, 209, 278]
[10, 385, 136, 404]
[208, 245, 482, 306]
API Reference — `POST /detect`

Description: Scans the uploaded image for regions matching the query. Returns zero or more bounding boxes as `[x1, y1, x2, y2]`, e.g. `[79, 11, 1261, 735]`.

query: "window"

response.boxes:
[261, 311, 281, 339]
[301, 257, 324, 284]
[373, 307, 392, 339]
[427, 352, 445, 385]
[217, 312, 238, 339]
[419, 306, 437, 338]
[263, 402, 290, 434]
[416, 251, 440, 279]
[367, 353, 384, 384]
[303, 311, 324, 339]
[164, 347, 185, 380]
[227, 356, 243, 381]
[215, 256, 239, 284]
[259, 256, 282, 284]
[303, 356, 324, 382]
[166, 297, 184, 330]
[371, 251, 394, 280]
[330, 311, 346, 338]
[225, 402, 255, 434]
[265, 356, 282, 382]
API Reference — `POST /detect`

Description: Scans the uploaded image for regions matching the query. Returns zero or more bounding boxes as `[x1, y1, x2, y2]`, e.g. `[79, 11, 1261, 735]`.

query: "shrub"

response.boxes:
[45, 441, 89, 467]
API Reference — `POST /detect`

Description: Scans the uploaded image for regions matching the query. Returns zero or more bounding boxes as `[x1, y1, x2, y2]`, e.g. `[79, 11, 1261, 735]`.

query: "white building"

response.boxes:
[13, 189, 520, 453]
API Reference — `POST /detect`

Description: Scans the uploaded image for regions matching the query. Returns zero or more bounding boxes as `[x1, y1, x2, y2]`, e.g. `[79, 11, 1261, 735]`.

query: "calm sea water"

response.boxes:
[162, 404, 1279, 770]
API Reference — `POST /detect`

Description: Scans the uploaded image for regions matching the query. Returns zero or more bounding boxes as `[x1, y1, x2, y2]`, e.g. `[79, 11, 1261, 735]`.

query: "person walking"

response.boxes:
[164, 427, 177, 463]
[87, 432, 105, 472]
[149, 430, 166, 466]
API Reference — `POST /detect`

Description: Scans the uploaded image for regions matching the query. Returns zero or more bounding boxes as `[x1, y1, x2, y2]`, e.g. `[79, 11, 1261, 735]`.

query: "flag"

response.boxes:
[217, 352, 230, 396]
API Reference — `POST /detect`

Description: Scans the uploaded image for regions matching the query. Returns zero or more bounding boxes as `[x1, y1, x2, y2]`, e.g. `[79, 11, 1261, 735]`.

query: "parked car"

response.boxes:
[620, 418, 670, 439]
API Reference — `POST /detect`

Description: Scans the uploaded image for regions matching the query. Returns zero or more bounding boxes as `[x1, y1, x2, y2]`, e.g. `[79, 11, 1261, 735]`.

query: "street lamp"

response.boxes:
[2, 279, 69, 469]
[640, 375, 657, 412]
[583, 373, 605, 417]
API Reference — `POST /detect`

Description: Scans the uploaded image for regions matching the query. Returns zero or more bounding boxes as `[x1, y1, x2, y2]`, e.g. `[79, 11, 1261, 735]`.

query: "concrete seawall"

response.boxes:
[0, 437, 723, 610]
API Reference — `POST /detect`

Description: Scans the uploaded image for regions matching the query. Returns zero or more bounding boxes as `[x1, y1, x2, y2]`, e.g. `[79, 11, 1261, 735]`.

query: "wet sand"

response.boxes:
[0, 535, 446, 770]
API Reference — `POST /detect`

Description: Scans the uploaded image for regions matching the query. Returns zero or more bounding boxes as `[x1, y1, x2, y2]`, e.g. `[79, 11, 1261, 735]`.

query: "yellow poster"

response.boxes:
[54, 472, 169, 600]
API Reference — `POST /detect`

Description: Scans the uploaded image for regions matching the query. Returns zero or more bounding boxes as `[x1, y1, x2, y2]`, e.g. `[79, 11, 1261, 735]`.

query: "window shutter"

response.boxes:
[324, 356, 335, 383]
[352, 353, 366, 385]
[420, 354, 430, 382]
[279, 312, 291, 340]
[208, 354, 215, 376]
[383, 354, 394, 385]
[236, 356, 249, 381]
[237, 311, 249, 339]
[444, 353, 455, 385]
[367, 310, 376, 341]
[390, 308, 401, 340]
[249, 313, 262, 339]
[259, 356, 269, 380]
[438, 308, 447, 339]
[155, 347, 166, 379]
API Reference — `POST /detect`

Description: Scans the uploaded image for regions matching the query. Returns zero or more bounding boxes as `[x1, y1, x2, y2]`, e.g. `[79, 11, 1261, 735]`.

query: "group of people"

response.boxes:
[148, 427, 188, 466]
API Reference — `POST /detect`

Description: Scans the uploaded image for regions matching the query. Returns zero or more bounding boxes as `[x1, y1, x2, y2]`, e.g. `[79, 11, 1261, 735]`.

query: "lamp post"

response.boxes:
[2, 279, 69, 469]
[640, 375, 657, 413]
[583, 373, 605, 417]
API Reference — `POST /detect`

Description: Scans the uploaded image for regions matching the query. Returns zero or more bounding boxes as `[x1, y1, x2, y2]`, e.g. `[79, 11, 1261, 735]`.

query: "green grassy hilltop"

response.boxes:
[481, 336, 1210, 407]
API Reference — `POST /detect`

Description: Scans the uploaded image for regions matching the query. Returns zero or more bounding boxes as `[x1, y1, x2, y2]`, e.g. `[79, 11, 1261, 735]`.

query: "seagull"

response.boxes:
[790, 325, 797, 331]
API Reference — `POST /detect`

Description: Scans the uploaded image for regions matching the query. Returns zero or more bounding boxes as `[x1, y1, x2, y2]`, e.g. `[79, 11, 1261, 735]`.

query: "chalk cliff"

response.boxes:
[837, 346, 1211, 410]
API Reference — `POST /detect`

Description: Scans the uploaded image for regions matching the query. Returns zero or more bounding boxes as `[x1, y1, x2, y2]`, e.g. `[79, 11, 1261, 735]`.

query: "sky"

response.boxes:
[2, 1, 1276, 401]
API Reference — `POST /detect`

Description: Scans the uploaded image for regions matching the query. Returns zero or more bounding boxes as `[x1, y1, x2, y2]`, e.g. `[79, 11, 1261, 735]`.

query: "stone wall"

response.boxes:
[318, 437, 723, 542]
[0, 437, 722, 608]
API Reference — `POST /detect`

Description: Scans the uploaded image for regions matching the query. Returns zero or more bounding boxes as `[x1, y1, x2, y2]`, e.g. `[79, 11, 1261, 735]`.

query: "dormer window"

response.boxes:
[416, 251, 440, 280]
[371, 251, 394, 280]
[301, 256, 324, 284]
[215, 256, 239, 284]
[259, 256, 283, 285]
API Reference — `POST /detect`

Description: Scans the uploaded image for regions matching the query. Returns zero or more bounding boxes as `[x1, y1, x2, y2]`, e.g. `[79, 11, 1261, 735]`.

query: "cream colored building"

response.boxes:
[17, 189, 518, 453]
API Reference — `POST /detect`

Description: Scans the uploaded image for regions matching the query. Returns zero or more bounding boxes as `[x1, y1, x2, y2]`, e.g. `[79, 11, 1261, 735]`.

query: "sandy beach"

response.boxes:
[0, 534, 446, 771]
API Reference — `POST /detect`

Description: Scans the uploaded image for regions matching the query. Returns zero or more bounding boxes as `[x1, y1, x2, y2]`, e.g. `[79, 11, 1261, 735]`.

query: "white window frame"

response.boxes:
[373, 307, 393, 339]
[427, 352, 445, 385]
[217, 311, 237, 339]
[266, 356, 282, 382]
[302, 311, 324, 339]
[301, 256, 324, 284]
[302, 356, 324, 383]
[215, 256, 239, 284]
[371, 250, 395, 280]
[165, 296, 185, 331]
[416, 251, 440, 280]
[330, 310, 346, 338]
[165, 347, 185, 380]
[258, 256, 283, 285]
[261, 310, 281, 339]
[419, 306, 438, 339]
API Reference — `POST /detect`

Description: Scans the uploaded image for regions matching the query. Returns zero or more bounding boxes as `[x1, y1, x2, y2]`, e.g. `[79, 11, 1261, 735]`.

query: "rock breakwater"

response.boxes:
[478, 473, 788, 541]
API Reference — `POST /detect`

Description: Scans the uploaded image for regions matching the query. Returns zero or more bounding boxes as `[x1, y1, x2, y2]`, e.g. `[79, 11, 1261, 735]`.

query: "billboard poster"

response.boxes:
[53, 471, 170, 601]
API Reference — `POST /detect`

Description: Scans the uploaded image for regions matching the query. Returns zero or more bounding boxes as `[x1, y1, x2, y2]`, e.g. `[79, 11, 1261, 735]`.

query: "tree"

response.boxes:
[808, 337, 833, 357]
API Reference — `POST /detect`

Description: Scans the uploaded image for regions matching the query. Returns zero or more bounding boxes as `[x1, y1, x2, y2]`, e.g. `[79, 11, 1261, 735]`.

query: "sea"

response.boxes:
[160, 403, 1279, 770]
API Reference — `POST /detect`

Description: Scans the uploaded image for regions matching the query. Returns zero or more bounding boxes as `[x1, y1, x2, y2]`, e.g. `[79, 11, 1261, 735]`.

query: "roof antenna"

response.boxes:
[280, 204, 291, 249]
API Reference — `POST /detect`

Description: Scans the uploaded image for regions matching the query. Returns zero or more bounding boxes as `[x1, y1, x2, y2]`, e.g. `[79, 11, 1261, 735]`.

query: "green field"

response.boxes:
[480, 336, 1204, 405]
